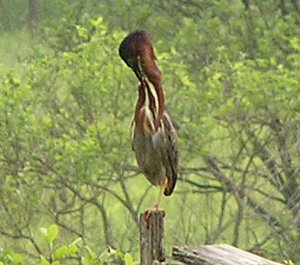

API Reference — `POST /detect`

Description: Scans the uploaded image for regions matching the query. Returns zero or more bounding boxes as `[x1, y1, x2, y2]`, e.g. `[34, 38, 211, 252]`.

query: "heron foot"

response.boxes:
[145, 207, 165, 220]
[145, 178, 168, 219]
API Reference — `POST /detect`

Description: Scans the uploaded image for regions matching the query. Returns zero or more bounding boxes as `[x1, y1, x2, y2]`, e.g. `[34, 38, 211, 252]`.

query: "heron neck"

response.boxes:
[134, 80, 165, 133]
[135, 83, 146, 121]
[153, 83, 165, 126]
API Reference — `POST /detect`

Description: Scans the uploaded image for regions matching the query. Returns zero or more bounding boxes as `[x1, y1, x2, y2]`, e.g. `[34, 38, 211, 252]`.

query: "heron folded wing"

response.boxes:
[162, 112, 179, 196]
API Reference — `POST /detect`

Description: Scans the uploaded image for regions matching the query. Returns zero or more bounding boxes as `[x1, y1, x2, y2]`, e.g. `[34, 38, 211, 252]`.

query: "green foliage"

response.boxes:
[0, 250, 23, 265]
[40, 224, 59, 243]
[0, 224, 134, 265]
[0, 1, 299, 264]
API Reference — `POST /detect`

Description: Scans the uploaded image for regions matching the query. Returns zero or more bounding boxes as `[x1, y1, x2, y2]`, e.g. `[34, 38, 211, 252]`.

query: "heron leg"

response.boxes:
[155, 178, 168, 209]
[145, 178, 168, 219]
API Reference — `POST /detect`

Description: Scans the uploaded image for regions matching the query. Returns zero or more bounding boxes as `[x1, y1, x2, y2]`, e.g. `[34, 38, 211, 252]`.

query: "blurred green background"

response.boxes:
[0, 0, 299, 264]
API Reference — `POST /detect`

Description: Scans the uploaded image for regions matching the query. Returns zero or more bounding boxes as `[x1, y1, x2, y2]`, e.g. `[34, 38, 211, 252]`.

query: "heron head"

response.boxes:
[118, 30, 150, 82]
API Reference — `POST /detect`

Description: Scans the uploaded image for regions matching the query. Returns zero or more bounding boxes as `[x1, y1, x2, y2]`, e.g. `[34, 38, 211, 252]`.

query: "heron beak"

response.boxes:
[133, 67, 144, 83]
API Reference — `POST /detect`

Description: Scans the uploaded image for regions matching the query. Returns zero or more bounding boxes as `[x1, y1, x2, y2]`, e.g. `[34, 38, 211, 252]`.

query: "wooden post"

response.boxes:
[140, 210, 165, 265]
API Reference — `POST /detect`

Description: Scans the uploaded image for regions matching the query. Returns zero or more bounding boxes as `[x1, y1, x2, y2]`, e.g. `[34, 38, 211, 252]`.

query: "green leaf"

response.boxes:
[82, 248, 97, 265]
[47, 224, 59, 242]
[70, 237, 82, 246]
[67, 244, 78, 255]
[53, 246, 68, 260]
[84, 246, 97, 260]
[5, 250, 24, 265]
[40, 227, 48, 238]
[124, 253, 133, 265]
[40, 255, 50, 265]
[290, 37, 300, 51]
[90, 17, 103, 28]
[76, 26, 88, 40]
[99, 249, 110, 262]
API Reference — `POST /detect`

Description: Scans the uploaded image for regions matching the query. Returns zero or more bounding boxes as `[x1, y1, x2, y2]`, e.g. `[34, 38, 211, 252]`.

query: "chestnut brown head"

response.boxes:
[118, 30, 151, 82]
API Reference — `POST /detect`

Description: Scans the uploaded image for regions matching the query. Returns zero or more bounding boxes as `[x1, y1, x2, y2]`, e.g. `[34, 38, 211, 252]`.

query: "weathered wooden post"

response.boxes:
[139, 210, 283, 265]
[140, 210, 165, 265]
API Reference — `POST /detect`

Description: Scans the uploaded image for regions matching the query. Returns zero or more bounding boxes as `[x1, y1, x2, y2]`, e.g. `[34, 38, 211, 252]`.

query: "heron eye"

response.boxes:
[127, 58, 134, 67]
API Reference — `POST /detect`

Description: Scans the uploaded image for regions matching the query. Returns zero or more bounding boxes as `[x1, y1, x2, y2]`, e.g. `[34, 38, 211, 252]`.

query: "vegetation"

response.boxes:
[0, 0, 299, 264]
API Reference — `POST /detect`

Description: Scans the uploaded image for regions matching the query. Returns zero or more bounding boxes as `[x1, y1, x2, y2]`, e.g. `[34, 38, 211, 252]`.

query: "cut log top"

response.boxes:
[172, 244, 283, 265]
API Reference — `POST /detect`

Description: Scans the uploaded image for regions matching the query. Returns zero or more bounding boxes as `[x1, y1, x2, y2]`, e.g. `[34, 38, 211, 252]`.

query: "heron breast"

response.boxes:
[132, 131, 166, 186]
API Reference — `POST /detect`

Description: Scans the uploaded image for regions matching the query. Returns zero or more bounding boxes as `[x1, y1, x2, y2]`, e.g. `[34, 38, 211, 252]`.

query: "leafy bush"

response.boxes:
[0, 224, 135, 265]
[0, 1, 299, 264]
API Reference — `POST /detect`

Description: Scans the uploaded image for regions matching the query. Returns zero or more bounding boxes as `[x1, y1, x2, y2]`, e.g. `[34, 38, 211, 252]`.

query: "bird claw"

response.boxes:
[145, 207, 165, 220]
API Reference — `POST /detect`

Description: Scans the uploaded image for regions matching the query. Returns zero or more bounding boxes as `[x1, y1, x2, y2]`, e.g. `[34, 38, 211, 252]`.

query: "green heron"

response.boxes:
[119, 30, 179, 210]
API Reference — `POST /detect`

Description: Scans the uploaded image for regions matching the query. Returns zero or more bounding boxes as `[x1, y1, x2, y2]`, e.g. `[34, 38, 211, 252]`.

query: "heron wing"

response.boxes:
[158, 112, 179, 196]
